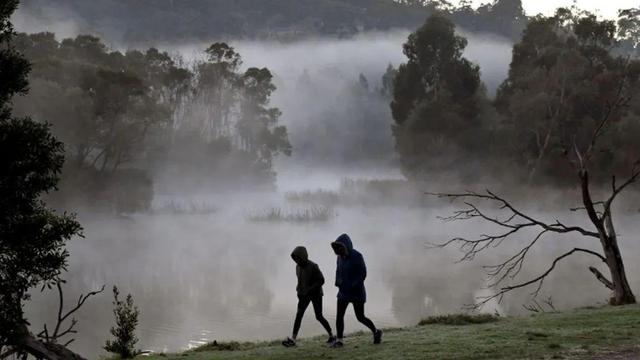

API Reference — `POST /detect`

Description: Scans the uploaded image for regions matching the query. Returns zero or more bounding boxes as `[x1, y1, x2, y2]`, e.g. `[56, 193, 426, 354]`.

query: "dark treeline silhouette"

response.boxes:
[1, 1, 94, 359]
[12, 34, 291, 212]
[16, 0, 527, 44]
[392, 9, 640, 187]
[399, 10, 640, 308]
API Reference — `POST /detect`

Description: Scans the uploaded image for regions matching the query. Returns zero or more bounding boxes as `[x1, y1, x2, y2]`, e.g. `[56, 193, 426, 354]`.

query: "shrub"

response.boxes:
[192, 341, 245, 352]
[104, 286, 141, 359]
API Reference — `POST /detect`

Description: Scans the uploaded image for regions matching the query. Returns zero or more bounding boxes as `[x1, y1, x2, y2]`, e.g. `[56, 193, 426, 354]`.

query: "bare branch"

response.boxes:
[579, 170, 607, 235]
[488, 230, 548, 283]
[589, 266, 614, 290]
[470, 248, 605, 309]
[583, 66, 630, 163]
[63, 339, 75, 348]
[603, 160, 640, 221]
[0, 348, 18, 359]
[523, 297, 556, 313]
[39, 280, 105, 345]
[543, 296, 557, 312]
[569, 201, 604, 212]
[429, 190, 600, 239]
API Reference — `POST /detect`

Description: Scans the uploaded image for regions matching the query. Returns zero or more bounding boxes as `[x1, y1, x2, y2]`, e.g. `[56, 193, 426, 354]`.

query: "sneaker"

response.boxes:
[373, 329, 383, 344]
[330, 339, 343, 348]
[281, 337, 296, 347]
[326, 335, 336, 344]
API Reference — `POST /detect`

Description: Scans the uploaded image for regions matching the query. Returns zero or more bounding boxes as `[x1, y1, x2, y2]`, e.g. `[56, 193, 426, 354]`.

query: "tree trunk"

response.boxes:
[602, 214, 636, 305]
[7, 326, 87, 360]
[527, 129, 552, 184]
[601, 243, 636, 305]
[581, 170, 636, 305]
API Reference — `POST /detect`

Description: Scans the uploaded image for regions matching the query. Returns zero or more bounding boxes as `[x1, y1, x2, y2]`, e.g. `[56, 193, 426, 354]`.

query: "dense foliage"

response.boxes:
[391, 14, 491, 180]
[393, 10, 640, 185]
[16, 0, 527, 43]
[495, 11, 640, 185]
[0, 0, 82, 348]
[12, 34, 291, 210]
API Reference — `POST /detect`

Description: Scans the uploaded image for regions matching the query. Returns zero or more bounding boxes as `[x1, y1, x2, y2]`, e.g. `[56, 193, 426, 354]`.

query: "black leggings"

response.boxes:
[336, 298, 377, 339]
[293, 294, 333, 338]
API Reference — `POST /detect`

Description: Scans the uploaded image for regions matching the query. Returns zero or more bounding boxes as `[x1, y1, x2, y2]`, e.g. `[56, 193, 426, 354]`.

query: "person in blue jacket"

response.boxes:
[330, 233, 382, 348]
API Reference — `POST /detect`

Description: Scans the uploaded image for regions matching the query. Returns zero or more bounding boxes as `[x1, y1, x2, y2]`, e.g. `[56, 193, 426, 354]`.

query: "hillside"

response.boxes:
[15, 0, 526, 44]
[145, 304, 640, 360]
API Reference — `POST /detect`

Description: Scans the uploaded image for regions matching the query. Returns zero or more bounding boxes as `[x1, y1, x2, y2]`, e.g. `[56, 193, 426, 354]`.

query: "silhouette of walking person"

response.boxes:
[282, 246, 335, 347]
[330, 234, 382, 347]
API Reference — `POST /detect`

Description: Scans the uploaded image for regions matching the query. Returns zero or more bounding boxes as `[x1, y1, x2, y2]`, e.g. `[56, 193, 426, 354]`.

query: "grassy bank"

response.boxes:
[145, 304, 640, 360]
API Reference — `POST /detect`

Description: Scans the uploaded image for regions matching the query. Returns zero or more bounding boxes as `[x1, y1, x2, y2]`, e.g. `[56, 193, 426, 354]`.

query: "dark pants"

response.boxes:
[293, 294, 332, 338]
[336, 298, 377, 339]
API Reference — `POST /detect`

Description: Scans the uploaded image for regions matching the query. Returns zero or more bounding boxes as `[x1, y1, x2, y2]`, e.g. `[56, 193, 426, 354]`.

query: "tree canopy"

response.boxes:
[0, 0, 82, 348]
[16, 0, 527, 44]
[11, 33, 291, 209]
[391, 14, 488, 181]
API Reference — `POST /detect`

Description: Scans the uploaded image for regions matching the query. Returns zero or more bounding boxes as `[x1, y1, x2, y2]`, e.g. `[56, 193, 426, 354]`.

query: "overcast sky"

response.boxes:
[455, 0, 638, 19]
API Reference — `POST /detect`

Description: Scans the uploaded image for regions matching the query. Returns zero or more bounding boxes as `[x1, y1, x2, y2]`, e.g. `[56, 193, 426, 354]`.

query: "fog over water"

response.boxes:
[19, 31, 640, 358]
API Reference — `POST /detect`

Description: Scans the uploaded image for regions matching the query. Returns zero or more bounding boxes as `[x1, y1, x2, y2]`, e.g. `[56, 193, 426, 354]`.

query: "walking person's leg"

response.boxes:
[331, 298, 349, 347]
[353, 301, 383, 344]
[283, 296, 311, 347]
[311, 295, 334, 341]
[293, 296, 312, 340]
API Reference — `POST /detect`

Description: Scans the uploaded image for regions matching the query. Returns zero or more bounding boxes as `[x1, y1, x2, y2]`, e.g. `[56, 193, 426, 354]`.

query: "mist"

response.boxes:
[25, 191, 640, 356]
[13, 11, 639, 360]
[158, 30, 512, 192]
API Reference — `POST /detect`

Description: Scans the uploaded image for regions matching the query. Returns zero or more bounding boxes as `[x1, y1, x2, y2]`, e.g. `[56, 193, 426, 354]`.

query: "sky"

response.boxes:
[456, 0, 638, 19]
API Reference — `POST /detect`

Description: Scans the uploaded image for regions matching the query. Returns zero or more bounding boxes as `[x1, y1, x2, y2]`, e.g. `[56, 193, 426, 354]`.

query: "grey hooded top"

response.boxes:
[291, 246, 325, 297]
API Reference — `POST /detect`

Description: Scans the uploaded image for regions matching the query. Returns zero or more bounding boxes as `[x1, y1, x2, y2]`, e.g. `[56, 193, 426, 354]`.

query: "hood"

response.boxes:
[333, 233, 354, 253]
[291, 246, 309, 262]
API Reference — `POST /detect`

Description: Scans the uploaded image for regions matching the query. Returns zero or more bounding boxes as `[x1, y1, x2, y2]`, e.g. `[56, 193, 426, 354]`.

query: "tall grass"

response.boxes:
[284, 178, 426, 208]
[153, 200, 217, 215]
[284, 189, 340, 207]
[247, 206, 333, 223]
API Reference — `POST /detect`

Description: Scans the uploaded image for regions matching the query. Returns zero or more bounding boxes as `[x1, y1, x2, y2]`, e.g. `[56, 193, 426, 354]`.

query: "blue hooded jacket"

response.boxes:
[332, 234, 367, 303]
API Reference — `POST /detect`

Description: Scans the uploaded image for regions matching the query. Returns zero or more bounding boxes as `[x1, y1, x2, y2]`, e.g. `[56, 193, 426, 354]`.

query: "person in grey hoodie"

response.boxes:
[282, 246, 335, 347]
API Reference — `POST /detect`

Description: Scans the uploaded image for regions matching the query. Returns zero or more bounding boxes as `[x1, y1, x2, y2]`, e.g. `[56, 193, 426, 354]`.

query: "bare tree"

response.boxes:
[38, 280, 106, 347]
[430, 69, 637, 308]
[0, 280, 104, 360]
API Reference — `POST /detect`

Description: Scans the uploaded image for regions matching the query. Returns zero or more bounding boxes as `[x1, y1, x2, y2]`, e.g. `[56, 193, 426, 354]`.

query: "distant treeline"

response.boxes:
[17, 0, 527, 43]
[391, 8, 640, 186]
[12, 34, 291, 212]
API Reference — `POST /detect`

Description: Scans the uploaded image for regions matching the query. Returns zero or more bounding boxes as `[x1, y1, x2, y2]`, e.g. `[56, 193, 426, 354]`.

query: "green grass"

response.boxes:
[144, 304, 640, 360]
[418, 313, 500, 326]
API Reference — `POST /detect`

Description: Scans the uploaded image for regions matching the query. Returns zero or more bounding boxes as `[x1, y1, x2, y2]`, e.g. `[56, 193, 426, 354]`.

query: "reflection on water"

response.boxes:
[25, 190, 640, 358]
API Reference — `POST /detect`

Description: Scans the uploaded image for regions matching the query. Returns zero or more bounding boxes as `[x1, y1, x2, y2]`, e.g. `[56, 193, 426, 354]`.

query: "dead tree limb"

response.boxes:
[589, 266, 615, 290]
[4, 325, 87, 360]
[0, 280, 105, 360]
[38, 280, 105, 345]
[430, 189, 610, 308]
[429, 64, 637, 308]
